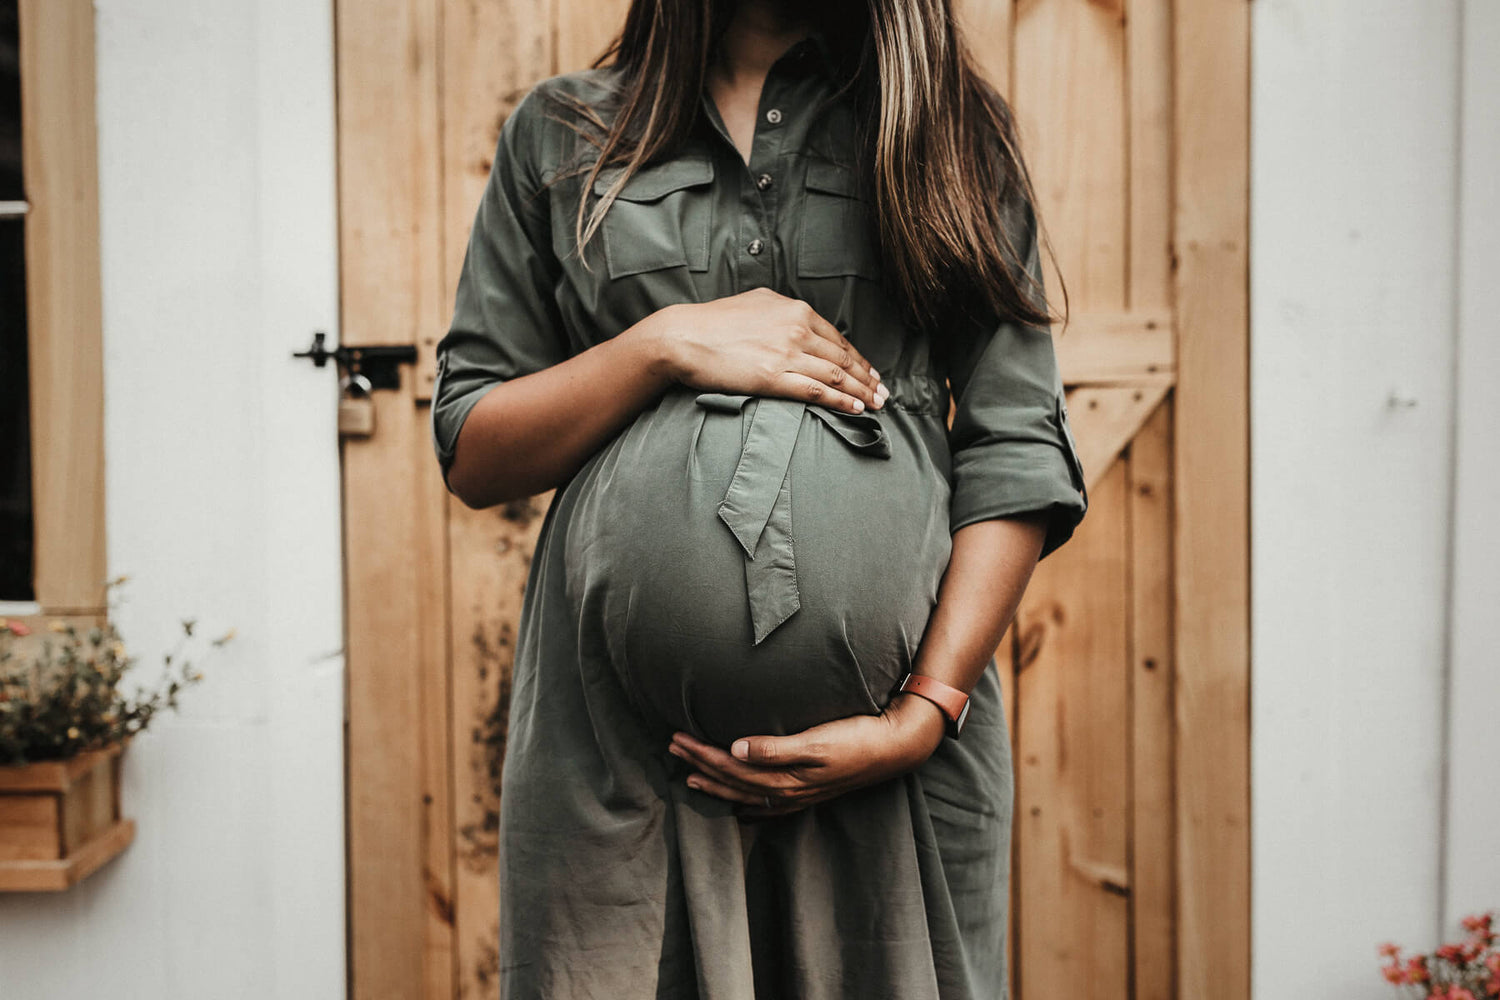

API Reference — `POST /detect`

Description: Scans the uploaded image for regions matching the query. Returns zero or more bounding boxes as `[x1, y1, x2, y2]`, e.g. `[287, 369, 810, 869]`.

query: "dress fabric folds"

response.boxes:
[431, 32, 1088, 1000]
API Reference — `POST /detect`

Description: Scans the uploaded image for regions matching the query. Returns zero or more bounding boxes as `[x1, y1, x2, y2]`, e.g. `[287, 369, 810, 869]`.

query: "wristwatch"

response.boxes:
[896, 673, 970, 740]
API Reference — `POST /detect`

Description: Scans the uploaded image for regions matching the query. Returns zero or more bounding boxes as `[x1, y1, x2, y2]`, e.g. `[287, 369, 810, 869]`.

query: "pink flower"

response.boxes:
[2, 620, 31, 636]
[1380, 942, 1403, 959]
[1383, 963, 1408, 985]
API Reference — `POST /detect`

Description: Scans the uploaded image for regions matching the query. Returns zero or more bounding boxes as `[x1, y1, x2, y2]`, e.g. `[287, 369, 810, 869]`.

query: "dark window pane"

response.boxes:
[0, 0, 19, 201]
[1, 219, 31, 600]
[0, 1, 33, 601]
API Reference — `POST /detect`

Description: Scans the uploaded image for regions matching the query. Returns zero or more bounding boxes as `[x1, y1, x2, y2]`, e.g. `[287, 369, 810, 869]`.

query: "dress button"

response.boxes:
[755, 173, 773, 191]
[747, 238, 765, 256]
[765, 108, 783, 125]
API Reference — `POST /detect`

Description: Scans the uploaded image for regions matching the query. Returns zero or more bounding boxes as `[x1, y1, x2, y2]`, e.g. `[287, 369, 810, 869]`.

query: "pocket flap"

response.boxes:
[804, 158, 866, 199]
[593, 156, 715, 201]
[805, 405, 891, 458]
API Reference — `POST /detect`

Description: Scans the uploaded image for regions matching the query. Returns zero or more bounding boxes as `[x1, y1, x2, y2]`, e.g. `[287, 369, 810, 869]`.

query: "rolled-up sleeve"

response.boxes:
[946, 200, 1088, 559]
[431, 85, 569, 493]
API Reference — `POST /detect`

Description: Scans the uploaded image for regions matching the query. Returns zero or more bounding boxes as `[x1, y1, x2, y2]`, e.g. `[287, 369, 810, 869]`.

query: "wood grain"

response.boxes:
[446, 495, 550, 999]
[417, 350, 456, 1000]
[553, 0, 630, 74]
[338, 0, 446, 996]
[1172, 0, 1251, 995]
[956, 0, 1016, 98]
[1127, 0, 1174, 311]
[1057, 311, 1175, 386]
[17, 0, 106, 614]
[0, 819, 134, 892]
[437, 2, 553, 995]
[1129, 399, 1177, 1000]
[428, 0, 553, 404]
[0, 797, 59, 861]
[1014, 0, 1128, 312]
[1015, 459, 1131, 999]
[0, 744, 131, 887]
[1065, 384, 1172, 493]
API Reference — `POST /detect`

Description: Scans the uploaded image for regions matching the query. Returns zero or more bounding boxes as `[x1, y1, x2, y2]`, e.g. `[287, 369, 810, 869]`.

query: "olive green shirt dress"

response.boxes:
[430, 29, 1088, 1000]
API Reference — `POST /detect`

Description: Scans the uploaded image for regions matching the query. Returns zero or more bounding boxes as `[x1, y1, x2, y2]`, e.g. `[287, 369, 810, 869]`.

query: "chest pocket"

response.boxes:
[593, 155, 715, 279]
[797, 158, 881, 281]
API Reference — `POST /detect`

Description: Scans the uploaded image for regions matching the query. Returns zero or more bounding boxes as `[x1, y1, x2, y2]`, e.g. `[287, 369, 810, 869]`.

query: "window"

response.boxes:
[1, 0, 35, 602]
[0, 0, 105, 621]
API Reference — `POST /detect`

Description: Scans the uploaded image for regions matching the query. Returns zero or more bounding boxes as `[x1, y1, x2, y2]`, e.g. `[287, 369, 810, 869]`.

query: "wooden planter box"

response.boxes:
[0, 742, 135, 891]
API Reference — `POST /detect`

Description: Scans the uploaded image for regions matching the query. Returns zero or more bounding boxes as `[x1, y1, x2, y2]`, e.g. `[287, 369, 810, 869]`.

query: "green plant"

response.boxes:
[0, 575, 234, 765]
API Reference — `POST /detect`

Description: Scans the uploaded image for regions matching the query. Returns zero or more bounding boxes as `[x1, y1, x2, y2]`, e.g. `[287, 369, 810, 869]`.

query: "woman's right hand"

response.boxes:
[640, 288, 889, 414]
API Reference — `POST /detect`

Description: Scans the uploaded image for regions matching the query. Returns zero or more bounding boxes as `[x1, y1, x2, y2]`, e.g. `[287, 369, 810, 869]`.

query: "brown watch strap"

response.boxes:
[897, 673, 971, 739]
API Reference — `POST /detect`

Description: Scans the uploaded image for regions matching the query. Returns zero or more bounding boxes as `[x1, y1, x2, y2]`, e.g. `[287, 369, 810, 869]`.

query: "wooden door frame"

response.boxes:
[1171, 2, 1251, 996]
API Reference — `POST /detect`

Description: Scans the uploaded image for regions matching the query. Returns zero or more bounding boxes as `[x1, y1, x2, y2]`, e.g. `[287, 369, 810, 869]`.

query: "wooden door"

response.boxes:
[334, 2, 1248, 998]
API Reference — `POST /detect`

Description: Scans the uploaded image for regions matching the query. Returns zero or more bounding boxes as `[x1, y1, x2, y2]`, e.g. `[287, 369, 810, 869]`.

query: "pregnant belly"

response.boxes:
[562, 384, 953, 748]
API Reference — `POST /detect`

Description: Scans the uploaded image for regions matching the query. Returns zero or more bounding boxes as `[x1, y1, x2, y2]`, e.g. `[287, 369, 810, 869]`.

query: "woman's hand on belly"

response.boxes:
[667, 692, 947, 818]
[668, 515, 1053, 816]
[645, 288, 888, 416]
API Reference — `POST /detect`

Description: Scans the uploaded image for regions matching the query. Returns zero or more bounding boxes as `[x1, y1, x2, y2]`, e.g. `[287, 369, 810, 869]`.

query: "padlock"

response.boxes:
[339, 371, 376, 438]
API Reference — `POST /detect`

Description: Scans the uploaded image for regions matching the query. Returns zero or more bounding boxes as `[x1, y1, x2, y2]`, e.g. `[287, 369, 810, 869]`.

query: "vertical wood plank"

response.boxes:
[18, 0, 106, 614]
[338, 0, 446, 996]
[429, 0, 553, 403]
[417, 421, 456, 1000]
[956, 0, 1015, 98]
[553, 0, 629, 74]
[447, 497, 550, 998]
[1172, 0, 1251, 995]
[438, 3, 553, 995]
[1013, 0, 1128, 312]
[1126, 0, 1174, 311]
[1015, 462, 1131, 999]
[1128, 400, 1176, 1000]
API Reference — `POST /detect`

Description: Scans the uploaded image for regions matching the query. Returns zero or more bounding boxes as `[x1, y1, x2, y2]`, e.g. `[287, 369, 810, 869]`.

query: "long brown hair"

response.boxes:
[540, 0, 1062, 337]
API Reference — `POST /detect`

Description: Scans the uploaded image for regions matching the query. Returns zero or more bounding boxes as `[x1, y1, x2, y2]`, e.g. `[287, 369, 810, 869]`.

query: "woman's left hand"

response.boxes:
[668, 692, 948, 819]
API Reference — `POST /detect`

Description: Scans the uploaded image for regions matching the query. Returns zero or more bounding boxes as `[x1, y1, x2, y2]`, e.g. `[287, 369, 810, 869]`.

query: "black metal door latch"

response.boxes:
[292, 331, 417, 393]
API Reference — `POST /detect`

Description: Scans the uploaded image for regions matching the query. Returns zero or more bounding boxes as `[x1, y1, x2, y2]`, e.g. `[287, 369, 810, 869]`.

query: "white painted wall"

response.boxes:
[0, 1, 345, 997]
[1253, 1, 1497, 998]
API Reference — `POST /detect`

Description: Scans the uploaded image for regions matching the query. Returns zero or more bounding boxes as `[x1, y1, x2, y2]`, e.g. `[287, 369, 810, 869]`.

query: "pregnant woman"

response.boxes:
[431, 1, 1088, 996]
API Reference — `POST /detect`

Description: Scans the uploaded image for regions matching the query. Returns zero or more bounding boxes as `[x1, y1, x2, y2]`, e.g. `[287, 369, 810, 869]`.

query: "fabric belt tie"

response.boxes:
[694, 392, 892, 645]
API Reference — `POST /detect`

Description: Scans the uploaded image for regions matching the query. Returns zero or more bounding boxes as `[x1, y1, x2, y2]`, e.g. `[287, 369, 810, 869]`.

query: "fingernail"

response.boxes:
[686, 777, 702, 790]
[732, 740, 749, 760]
[877, 383, 890, 399]
[852, 398, 864, 412]
[668, 744, 685, 759]
[870, 368, 880, 380]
